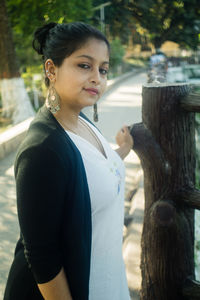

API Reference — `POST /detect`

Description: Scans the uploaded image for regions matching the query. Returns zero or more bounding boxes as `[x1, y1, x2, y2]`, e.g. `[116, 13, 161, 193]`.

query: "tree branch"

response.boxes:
[174, 187, 200, 210]
[130, 122, 171, 176]
[182, 276, 200, 299]
[180, 92, 200, 112]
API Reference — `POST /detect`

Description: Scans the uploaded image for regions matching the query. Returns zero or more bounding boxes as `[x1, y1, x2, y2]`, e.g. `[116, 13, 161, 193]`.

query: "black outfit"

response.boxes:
[4, 105, 93, 300]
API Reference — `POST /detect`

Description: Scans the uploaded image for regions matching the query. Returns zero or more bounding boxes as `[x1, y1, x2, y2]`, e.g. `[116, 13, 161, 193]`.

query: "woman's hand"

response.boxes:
[115, 125, 134, 160]
[116, 125, 134, 149]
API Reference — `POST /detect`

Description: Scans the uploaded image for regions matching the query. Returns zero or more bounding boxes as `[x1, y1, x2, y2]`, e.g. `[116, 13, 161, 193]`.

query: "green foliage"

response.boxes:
[21, 65, 47, 109]
[92, 0, 132, 44]
[112, 0, 200, 49]
[7, 0, 93, 35]
[125, 56, 149, 68]
[6, 0, 93, 67]
[109, 38, 125, 70]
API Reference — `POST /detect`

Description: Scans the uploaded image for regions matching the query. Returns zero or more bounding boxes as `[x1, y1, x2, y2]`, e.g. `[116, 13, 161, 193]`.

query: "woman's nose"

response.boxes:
[90, 68, 101, 85]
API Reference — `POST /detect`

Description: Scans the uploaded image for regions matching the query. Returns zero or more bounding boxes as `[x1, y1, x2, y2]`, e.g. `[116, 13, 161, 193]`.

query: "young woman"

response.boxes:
[4, 22, 133, 300]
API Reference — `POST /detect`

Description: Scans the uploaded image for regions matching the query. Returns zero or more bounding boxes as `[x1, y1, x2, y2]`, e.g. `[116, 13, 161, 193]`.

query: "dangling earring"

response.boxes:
[46, 83, 60, 114]
[93, 103, 98, 122]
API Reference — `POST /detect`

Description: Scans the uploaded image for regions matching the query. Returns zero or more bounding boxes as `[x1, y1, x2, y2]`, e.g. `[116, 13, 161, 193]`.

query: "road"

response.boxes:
[0, 72, 146, 299]
[0, 150, 17, 298]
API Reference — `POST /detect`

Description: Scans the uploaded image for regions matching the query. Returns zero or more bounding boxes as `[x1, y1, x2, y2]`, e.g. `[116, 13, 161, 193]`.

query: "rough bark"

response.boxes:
[0, 0, 20, 79]
[181, 92, 200, 112]
[130, 83, 196, 300]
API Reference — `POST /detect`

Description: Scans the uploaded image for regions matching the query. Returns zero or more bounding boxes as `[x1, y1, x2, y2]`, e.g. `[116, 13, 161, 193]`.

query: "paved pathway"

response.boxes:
[0, 72, 146, 299]
[0, 151, 18, 298]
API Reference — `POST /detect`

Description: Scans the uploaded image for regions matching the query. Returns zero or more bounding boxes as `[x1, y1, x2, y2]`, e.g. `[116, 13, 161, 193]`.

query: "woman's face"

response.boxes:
[49, 38, 109, 111]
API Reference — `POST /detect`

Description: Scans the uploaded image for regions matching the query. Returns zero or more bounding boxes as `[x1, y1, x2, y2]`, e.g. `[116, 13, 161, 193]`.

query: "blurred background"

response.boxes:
[1, 0, 200, 128]
[1, 1, 200, 298]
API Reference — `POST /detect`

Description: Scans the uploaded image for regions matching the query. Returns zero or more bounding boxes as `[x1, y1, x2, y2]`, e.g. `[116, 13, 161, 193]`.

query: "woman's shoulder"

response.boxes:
[17, 110, 60, 152]
[15, 106, 79, 171]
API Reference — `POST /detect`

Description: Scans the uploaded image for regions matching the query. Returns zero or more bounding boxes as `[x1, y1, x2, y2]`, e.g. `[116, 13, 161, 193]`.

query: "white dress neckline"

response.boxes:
[65, 115, 108, 160]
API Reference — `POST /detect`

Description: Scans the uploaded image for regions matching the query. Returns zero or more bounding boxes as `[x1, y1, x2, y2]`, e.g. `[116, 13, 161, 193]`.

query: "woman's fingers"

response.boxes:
[121, 125, 129, 133]
[116, 125, 134, 148]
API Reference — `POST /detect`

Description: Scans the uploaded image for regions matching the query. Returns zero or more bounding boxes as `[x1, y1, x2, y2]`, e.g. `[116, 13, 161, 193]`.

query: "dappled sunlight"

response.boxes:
[123, 229, 142, 292]
[0, 151, 19, 298]
[129, 288, 140, 299]
[5, 165, 14, 176]
[123, 200, 144, 293]
[126, 267, 141, 292]
[123, 237, 141, 262]
[0, 238, 18, 298]
[124, 151, 142, 199]
[125, 149, 140, 165]
[123, 232, 141, 258]
[125, 171, 142, 184]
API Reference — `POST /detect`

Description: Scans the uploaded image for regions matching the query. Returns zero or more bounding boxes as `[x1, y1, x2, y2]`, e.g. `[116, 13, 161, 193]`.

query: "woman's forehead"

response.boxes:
[71, 38, 109, 60]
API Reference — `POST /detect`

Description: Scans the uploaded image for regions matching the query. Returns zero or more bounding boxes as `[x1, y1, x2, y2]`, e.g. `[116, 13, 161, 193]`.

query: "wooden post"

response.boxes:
[130, 83, 200, 300]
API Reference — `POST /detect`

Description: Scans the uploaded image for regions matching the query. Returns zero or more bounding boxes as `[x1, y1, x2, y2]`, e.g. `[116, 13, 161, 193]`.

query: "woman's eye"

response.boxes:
[100, 68, 108, 75]
[78, 64, 90, 69]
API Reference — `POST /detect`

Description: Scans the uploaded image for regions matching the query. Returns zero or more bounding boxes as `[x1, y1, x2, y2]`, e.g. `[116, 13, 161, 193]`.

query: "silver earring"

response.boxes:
[46, 83, 60, 114]
[93, 103, 98, 122]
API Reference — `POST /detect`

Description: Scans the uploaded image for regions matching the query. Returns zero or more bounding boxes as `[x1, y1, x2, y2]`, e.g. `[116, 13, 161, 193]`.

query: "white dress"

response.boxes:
[65, 116, 131, 300]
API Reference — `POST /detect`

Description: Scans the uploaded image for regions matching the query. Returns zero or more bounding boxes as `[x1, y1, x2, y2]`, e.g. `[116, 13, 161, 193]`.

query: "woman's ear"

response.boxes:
[45, 59, 56, 82]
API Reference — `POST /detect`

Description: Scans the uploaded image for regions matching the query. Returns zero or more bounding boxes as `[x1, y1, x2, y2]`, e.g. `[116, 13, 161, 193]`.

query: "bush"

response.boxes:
[109, 38, 125, 75]
[21, 65, 46, 110]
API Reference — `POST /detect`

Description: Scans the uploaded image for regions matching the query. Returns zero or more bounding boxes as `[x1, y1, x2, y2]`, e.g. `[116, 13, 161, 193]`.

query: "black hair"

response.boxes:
[32, 22, 110, 86]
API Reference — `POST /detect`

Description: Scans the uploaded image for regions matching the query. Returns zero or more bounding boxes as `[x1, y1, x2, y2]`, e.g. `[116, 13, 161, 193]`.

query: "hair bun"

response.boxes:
[32, 22, 57, 55]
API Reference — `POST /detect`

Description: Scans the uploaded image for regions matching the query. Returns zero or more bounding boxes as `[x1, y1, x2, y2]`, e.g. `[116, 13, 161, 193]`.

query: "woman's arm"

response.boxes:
[15, 146, 70, 286]
[38, 268, 72, 300]
[115, 125, 134, 160]
[115, 142, 132, 160]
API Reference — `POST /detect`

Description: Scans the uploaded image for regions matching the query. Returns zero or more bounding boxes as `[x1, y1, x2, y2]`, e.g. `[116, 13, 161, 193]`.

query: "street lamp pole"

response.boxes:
[92, 1, 111, 34]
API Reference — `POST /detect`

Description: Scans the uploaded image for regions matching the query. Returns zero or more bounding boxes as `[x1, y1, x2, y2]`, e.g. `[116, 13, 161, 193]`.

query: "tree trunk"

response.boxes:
[153, 37, 163, 50]
[0, 0, 35, 124]
[131, 83, 197, 299]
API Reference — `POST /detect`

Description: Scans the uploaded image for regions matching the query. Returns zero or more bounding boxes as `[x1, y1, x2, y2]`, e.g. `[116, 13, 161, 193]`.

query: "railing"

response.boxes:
[130, 83, 200, 300]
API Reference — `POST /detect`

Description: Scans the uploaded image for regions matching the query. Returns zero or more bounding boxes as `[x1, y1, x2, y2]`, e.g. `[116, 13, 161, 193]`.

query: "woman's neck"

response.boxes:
[48, 103, 81, 132]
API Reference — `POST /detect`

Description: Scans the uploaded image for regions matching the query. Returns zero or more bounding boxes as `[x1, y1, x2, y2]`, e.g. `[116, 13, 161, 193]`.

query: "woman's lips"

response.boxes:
[84, 88, 99, 95]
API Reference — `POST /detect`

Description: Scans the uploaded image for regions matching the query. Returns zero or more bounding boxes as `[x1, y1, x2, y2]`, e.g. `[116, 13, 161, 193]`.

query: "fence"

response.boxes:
[130, 83, 200, 300]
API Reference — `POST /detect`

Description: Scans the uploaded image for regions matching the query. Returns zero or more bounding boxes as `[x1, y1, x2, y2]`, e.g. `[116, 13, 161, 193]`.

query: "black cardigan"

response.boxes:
[14, 105, 92, 300]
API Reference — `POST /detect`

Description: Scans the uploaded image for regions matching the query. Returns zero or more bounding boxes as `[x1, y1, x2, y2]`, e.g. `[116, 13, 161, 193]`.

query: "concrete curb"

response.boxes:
[0, 118, 33, 160]
[0, 68, 145, 160]
[123, 173, 144, 300]
[123, 182, 144, 300]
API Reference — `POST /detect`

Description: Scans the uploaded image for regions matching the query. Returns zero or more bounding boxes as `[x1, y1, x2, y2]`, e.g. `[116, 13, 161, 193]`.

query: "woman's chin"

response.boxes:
[82, 98, 99, 108]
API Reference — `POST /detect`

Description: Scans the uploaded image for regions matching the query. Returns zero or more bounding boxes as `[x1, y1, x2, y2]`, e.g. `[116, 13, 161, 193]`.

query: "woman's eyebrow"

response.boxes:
[76, 54, 109, 65]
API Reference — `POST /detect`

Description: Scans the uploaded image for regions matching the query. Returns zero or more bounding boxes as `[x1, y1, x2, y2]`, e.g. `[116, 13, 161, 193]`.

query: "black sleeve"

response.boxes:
[15, 145, 68, 284]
